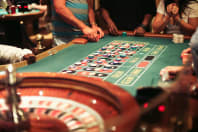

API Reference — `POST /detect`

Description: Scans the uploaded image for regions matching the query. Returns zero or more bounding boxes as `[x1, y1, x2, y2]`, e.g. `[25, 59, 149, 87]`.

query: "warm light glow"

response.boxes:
[39, 90, 43, 96]
[143, 102, 148, 108]
[158, 105, 166, 112]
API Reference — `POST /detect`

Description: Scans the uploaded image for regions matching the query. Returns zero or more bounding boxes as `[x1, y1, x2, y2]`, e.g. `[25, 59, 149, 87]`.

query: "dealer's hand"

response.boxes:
[82, 26, 99, 42]
[92, 25, 104, 39]
[107, 21, 119, 36]
[160, 66, 183, 81]
[134, 26, 146, 36]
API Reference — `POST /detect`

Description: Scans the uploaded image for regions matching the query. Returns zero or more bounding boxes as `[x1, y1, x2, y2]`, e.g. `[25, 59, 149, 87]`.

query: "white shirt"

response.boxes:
[0, 45, 32, 64]
[157, 0, 198, 34]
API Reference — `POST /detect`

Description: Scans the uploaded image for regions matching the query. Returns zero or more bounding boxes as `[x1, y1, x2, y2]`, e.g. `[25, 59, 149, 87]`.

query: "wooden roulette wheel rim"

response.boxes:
[0, 72, 140, 132]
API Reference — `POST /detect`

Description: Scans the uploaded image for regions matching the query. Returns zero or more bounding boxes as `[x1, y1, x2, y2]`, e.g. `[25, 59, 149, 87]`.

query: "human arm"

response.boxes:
[160, 66, 184, 81]
[174, 15, 198, 35]
[53, 0, 98, 41]
[180, 48, 192, 65]
[152, 13, 171, 33]
[134, 14, 153, 36]
[152, 3, 175, 33]
[170, 3, 198, 35]
[100, 8, 119, 36]
[87, 0, 104, 39]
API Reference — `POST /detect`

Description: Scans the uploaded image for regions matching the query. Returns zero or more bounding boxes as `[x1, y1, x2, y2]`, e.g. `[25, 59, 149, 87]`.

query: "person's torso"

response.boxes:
[158, 0, 198, 34]
[51, 0, 89, 37]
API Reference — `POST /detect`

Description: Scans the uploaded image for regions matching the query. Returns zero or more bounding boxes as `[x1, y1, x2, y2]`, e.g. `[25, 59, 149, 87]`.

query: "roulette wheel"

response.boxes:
[0, 70, 140, 132]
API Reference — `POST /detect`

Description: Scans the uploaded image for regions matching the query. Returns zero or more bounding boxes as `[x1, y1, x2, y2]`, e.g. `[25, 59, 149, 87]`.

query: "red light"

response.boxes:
[24, 5, 28, 9]
[143, 102, 148, 108]
[158, 105, 166, 112]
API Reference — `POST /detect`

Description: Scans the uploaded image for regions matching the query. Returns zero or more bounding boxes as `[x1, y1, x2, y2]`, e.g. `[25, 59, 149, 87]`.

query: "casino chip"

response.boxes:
[88, 55, 94, 59]
[62, 70, 76, 74]
[104, 64, 117, 69]
[120, 54, 127, 58]
[89, 63, 97, 67]
[173, 34, 184, 44]
[84, 67, 95, 71]
[82, 59, 93, 63]
[115, 58, 122, 61]
[89, 63, 102, 67]
[95, 73, 108, 77]
[101, 47, 107, 50]
[74, 62, 81, 66]
[120, 47, 126, 50]
[122, 32, 127, 36]
[109, 61, 122, 65]
[131, 46, 138, 50]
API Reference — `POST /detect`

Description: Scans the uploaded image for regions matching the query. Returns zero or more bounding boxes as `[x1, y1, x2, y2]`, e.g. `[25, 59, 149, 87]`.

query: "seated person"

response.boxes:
[51, 0, 104, 46]
[99, 0, 156, 36]
[160, 27, 198, 81]
[152, 0, 198, 35]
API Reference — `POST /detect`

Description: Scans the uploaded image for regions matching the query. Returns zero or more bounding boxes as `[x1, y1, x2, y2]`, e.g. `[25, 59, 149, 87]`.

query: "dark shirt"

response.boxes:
[100, 0, 156, 30]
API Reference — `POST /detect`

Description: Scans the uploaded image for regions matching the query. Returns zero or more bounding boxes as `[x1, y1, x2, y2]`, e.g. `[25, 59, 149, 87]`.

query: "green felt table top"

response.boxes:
[17, 35, 189, 95]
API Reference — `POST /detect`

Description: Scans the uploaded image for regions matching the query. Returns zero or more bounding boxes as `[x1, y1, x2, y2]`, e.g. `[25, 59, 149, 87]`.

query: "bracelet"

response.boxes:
[91, 22, 97, 26]
[139, 24, 147, 30]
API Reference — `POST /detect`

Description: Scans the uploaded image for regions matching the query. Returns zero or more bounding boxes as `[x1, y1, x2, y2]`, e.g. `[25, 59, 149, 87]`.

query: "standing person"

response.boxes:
[152, 0, 198, 35]
[51, 0, 104, 46]
[99, 0, 156, 36]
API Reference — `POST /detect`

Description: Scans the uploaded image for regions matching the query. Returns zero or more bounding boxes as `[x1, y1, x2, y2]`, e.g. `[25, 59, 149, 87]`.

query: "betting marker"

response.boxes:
[173, 34, 184, 44]
[122, 32, 127, 37]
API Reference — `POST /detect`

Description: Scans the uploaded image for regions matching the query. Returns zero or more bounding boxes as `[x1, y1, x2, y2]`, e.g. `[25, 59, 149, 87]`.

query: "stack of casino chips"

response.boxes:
[172, 33, 184, 44]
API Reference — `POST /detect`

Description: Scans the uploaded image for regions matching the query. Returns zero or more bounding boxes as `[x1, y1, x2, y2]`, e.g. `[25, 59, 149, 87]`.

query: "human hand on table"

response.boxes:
[134, 26, 146, 36]
[181, 48, 192, 65]
[82, 26, 99, 42]
[181, 48, 192, 55]
[107, 21, 119, 36]
[160, 66, 183, 81]
[92, 24, 104, 39]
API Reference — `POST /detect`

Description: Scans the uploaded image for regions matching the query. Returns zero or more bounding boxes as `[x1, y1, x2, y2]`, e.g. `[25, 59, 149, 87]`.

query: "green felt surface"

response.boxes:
[17, 35, 189, 96]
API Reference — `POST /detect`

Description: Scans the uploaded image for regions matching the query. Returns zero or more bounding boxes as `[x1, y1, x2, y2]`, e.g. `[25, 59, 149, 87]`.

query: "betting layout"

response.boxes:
[61, 40, 167, 88]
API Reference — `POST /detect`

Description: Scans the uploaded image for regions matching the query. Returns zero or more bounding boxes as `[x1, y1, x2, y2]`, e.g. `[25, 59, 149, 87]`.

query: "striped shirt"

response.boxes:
[51, 0, 89, 45]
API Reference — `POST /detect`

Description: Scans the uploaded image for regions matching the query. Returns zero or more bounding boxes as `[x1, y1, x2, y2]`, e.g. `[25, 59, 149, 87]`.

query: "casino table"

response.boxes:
[17, 34, 190, 96]
[0, 9, 44, 49]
